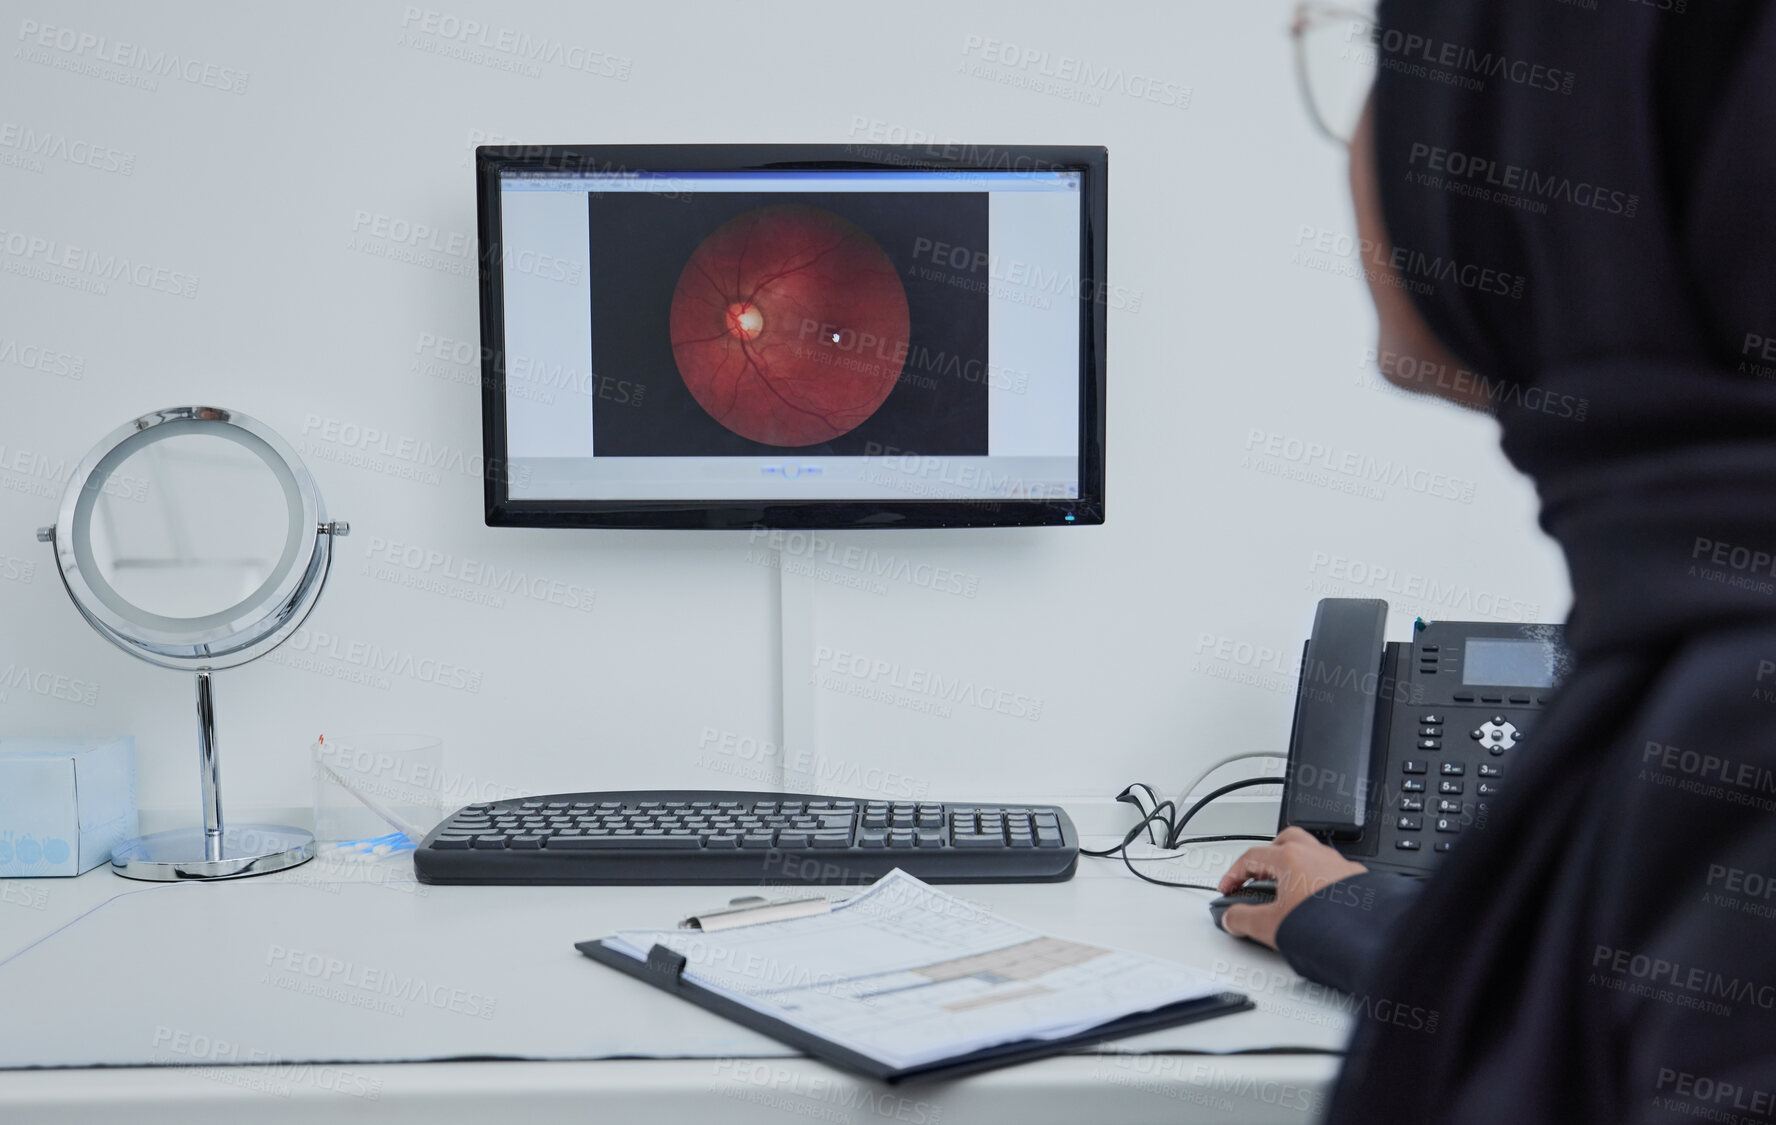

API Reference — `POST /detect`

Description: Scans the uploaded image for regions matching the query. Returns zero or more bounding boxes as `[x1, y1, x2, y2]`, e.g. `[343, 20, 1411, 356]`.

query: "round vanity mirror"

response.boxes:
[39, 407, 349, 880]
[92, 432, 290, 621]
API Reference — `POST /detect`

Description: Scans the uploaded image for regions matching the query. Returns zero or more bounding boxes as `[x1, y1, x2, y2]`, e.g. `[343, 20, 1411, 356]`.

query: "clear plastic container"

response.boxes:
[311, 733, 444, 859]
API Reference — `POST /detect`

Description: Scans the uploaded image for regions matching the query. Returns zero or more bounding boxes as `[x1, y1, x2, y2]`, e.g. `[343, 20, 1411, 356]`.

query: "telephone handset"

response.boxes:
[1279, 598, 1568, 876]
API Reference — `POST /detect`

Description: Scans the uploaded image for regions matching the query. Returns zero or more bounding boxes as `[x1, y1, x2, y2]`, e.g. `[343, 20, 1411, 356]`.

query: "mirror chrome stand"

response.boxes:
[108, 672, 316, 881]
[40, 406, 349, 882]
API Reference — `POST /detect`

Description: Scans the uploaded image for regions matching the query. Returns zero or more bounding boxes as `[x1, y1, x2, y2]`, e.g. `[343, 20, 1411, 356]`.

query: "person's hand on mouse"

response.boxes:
[1217, 827, 1369, 949]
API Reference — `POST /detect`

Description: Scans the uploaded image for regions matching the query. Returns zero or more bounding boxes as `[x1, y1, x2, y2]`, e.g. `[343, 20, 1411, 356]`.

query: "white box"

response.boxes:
[0, 737, 136, 876]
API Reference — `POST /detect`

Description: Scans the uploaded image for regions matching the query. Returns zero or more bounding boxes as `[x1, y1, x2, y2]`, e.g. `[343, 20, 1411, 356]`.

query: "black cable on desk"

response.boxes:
[1083, 775, 1285, 890]
[1162, 776, 1283, 849]
[1080, 801, 1175, 858]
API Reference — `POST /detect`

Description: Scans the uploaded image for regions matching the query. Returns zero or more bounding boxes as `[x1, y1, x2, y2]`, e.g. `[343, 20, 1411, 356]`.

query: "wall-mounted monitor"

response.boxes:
[476, 144, 1107, 529]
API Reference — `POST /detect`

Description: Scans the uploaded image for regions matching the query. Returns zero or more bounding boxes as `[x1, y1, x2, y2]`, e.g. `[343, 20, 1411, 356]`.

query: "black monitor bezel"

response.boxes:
[476, 143, 1107, 530]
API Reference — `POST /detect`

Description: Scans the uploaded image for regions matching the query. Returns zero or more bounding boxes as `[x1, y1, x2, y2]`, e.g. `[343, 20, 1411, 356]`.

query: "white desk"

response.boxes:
[0, 828, 1349, 1124]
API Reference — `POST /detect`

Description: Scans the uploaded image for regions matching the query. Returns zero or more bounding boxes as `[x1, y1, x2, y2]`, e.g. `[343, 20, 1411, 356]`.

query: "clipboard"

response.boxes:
[575, 938, 1254, 1084]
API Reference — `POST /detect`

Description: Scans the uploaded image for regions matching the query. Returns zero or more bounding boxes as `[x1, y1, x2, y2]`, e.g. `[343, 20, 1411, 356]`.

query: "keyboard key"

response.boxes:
[776, 832, 811, 848]
[1399, 797, 1424, 812]
[952, 834, 1002, 848]
[1396, 839, 1421, 850]
[508, 835, 545, 849]
[547, 835, 701, 849]
[859, 831, 889, 847]
[1478, 764, 1503, 777]
[431, 836, 473, 849]
[1435, 818, 1460, 834]
[703, 835, 741, 849]
[1402, 779, 1426, 793]
[810, 833, 850, 849]
[887, 832, 915, 848]
[914, 831, 945, 848]
[1437, 800, 1463, 815]
[1397, 816, 1422, 831]
[1435, 841, 1455, 853]
[740, 834, 774, 849]
[1402, 761, 1427, 774]
[1440, 762, 1465, 776]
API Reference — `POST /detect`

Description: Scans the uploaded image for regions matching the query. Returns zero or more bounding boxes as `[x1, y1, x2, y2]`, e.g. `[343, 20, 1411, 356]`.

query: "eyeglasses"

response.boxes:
[1290, 2, 1378, 146]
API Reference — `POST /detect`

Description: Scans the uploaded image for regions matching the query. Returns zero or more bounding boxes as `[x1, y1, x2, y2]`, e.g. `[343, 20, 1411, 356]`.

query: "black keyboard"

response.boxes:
[413, 790, 1078, 885]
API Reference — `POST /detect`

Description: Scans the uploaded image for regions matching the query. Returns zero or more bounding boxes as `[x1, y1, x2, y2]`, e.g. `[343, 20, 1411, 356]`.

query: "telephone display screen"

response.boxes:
[1462, 638, 1558, 688]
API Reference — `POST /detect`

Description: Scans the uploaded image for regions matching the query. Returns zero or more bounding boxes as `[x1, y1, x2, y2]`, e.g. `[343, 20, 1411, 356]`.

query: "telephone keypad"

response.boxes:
[1370, 621, 1563, 874]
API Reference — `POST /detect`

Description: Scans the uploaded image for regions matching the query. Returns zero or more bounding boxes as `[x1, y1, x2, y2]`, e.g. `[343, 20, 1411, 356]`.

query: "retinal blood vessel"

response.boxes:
[669, 205, 911, 447]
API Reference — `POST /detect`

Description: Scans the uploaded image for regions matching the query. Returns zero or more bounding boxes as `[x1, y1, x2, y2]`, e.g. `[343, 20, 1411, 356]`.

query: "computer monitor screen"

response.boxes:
[476, 144, 1106, 529]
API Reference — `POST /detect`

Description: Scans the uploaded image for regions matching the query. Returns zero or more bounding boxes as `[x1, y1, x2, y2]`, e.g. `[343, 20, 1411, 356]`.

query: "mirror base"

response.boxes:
[110, 825, 315, 881]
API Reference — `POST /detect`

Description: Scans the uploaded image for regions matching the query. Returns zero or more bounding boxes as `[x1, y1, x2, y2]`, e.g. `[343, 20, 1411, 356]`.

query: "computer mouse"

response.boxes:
[1208, 879, 1277, 934]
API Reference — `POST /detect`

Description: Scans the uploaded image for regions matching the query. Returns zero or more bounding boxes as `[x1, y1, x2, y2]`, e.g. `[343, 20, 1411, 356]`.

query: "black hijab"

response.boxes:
[1332, 2, 1776, 1121]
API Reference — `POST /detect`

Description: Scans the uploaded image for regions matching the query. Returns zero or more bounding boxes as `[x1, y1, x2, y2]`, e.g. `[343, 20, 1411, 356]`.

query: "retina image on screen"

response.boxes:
[496, 168, 1085, 507]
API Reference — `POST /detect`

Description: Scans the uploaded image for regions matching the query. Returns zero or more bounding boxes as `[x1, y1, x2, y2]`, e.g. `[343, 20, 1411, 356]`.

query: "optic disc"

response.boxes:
[726, 302, 763, 340]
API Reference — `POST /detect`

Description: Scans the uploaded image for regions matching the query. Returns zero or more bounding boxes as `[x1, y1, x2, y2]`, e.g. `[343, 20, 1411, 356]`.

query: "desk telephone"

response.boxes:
[1278, 598, 1568, 876]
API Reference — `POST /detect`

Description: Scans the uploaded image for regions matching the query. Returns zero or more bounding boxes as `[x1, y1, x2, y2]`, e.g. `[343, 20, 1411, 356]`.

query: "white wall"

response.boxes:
[0, 0, 1569, 819]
